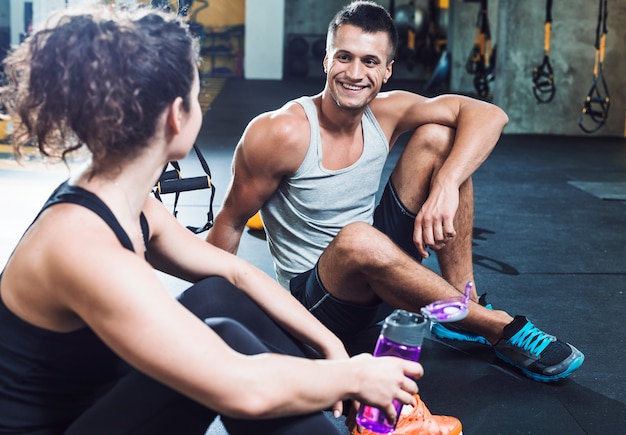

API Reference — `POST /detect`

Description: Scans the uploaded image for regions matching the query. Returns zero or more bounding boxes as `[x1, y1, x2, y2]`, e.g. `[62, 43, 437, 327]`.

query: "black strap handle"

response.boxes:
[188, 143, 216, 233]
[578, 0, 610, 133]
[156, 175, 211, 195]
[532, 0, 555, 103]
[466, 0, 493, 98]
[153, 143, 216, 234]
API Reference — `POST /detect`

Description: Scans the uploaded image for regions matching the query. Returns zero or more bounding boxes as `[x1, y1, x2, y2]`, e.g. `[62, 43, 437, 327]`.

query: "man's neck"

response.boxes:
[317, 92, 365, 135]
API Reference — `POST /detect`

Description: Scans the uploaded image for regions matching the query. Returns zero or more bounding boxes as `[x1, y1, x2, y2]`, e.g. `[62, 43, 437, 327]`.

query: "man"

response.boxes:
[207, 0, 583, 383]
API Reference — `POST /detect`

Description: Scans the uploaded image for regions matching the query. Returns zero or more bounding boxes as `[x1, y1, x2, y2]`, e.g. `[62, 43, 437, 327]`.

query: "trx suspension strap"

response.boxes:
[532, 0, 555, 103]
[151, 0, 216, 233]
[465, 0, 493, 98]
[153, 144, 216, 234]
[578, 0, 609, 134]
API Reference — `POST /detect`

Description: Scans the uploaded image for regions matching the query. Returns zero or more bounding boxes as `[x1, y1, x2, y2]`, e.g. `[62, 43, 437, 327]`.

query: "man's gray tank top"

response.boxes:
[261, 96, 389, 288]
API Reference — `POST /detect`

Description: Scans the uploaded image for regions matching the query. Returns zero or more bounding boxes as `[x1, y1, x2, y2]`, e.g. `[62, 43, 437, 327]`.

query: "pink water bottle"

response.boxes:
[356, 309, 427, 433]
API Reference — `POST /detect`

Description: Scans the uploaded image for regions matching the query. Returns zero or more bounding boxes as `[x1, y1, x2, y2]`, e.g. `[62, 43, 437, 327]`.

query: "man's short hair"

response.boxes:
[327, 1, 399, 62]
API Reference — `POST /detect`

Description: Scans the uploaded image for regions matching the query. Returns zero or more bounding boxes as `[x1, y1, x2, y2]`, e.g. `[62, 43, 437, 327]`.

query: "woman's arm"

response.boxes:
[145, 196, 347, 360]
[45, 212, 420, 419]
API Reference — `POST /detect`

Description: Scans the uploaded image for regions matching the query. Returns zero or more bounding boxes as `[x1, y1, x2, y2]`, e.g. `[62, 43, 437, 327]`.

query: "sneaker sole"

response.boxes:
[494, 349, 585, 382]
[431, 322, 491, 346]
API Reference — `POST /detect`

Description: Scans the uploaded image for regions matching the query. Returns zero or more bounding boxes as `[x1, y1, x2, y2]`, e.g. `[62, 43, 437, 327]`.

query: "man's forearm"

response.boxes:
[205, 215, 244, 254]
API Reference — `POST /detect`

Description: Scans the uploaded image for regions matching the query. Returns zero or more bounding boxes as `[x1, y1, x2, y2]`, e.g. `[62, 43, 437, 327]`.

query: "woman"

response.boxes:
[0, 5, 421, 434]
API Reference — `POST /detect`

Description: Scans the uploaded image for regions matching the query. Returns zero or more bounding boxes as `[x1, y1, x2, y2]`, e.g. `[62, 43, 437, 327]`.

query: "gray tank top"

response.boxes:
[261, 96, 389, 288]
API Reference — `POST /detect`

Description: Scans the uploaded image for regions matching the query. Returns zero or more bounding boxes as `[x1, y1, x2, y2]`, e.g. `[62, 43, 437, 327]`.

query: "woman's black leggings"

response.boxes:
[64, 277, 343, 435]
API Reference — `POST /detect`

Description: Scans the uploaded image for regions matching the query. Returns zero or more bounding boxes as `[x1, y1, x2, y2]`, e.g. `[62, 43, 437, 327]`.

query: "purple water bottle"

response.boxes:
[356, 309, 427, 433]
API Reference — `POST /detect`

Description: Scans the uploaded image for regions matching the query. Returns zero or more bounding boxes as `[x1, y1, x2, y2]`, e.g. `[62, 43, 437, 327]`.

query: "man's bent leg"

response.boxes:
[378, 125, 514, 343]
[384, 126, 585, 381]
[312, 222, 480, 351]
[389, 124, 477, 299]
[313, 222, 583, 381]
[316, 222, 470, 317]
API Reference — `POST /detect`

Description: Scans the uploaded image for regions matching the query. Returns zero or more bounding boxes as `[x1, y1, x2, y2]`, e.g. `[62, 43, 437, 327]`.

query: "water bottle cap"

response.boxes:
[381, 309, 427, 347]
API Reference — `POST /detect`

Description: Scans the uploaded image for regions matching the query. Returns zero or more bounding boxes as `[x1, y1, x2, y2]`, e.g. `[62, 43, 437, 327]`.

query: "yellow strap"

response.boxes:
[407, 29, 415, 50]
[544, 22, 551, 55]
[599, 33, 606, 63]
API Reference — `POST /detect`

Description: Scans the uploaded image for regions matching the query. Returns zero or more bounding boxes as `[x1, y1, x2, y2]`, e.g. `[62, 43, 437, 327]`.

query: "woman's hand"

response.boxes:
[318, 336, 352, 418]
[347, 353, 422, 430]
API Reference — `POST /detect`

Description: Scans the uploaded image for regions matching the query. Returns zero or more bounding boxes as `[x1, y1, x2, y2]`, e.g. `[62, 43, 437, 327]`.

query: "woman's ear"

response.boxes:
[166, 96, 185, 135]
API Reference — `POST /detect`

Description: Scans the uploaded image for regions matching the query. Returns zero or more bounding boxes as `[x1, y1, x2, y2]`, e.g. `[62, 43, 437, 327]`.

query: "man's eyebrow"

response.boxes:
[333, 49, 383, 62]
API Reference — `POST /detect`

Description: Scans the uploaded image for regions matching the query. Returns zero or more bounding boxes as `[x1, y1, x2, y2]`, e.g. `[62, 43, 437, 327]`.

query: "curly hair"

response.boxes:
[327, 0, 398, 62]
[0, 5, 199, 172]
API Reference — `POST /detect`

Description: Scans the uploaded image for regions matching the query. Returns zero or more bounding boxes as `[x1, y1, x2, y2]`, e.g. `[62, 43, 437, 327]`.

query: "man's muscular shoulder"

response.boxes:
[240, 100, 311, 175]
[369, 90, 429, 141]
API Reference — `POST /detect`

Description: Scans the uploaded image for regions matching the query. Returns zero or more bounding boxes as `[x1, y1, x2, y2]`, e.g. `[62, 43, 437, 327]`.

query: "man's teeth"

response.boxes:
[343, 83, 362, 91]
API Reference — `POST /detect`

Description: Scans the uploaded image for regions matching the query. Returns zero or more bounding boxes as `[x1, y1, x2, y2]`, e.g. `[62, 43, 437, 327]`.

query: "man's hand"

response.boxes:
[413, 182, 460, 258]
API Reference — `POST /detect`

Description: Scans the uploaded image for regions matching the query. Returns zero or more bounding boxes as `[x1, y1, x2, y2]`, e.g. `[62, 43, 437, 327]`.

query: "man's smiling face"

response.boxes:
[323, 24, 394, 112]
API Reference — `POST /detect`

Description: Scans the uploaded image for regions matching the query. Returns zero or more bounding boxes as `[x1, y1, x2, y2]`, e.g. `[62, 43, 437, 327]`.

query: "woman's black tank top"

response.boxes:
[0, 181, 148, 433]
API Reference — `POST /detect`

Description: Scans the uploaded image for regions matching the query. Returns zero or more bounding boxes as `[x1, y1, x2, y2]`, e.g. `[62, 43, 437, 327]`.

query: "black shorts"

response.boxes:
[290, 180, 422, 355]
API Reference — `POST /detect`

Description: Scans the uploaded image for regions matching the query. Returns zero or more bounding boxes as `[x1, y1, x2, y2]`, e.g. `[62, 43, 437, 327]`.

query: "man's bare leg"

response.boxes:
[390, 124, 476, 297]
[317, 221, 510, 344]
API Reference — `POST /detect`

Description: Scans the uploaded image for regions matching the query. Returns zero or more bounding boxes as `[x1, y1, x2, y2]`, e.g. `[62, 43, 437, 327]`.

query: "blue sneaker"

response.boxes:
[494, 315, 585, 382]
[430, 294, 491, 345]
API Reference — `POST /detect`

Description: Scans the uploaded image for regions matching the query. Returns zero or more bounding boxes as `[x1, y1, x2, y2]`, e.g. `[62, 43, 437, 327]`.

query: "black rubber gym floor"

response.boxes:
[192, 77, 626, 434]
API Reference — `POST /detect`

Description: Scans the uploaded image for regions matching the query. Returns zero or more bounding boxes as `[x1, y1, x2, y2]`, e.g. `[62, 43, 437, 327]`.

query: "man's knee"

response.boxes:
[335, 222, 379, 251]
[333, 222, 397, 268]
[411, 123, 455, 156]
[392, 123, 456, 194]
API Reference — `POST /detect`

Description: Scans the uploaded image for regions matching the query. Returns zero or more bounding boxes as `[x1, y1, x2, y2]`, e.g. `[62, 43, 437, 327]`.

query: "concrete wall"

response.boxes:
[496, 0, 624, 137]
[450, 0, 625, 137]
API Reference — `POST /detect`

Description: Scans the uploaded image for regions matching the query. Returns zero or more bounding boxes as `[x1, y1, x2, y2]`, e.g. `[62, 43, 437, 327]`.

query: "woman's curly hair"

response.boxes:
[0, 5, 199, 172]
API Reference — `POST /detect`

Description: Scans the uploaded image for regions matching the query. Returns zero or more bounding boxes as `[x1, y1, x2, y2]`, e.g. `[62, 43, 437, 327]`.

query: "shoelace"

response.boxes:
[508, 322, 555, 357]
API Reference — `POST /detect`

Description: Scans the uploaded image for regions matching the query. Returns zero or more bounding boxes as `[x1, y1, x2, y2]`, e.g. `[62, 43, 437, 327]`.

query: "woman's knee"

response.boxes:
[204, 318, 270, 355]
[179, 276, 232, 306]
[179, 277, 251, 319]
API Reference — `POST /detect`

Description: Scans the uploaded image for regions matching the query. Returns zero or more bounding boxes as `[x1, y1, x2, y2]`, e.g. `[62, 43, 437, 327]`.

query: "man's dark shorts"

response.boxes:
[290, 180, 423, 355]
